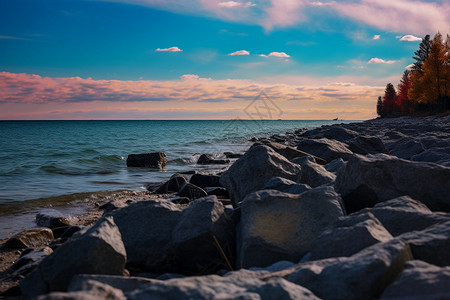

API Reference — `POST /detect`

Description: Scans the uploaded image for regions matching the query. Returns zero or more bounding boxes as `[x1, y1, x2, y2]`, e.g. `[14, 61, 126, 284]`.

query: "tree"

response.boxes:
[382, 83, 397, 116]
[411, 35, 431, 73]
[377, 96, 383, 117]
[397, 70, 411, 113]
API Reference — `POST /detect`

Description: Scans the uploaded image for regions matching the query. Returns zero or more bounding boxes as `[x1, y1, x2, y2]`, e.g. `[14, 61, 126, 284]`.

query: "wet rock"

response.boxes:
[153, 175, 187, 194]
[36, 209, 77, 229]
[4, 228, 54, 249]
[380, 260, 450, 300]
[189, 173, 221, 188]
[197, 154, 230, 165]
[126, 152, 168, 169]
[220, 145, 301, 206]
[309, 212, 393, 260]
[263, 177, 311, 195]
[297, 138, 353, 162]
[335, 154, 450, 213]
[177, 183, 208, 200]
[20, 216, 127, 299]
[238, 187, 344, 268]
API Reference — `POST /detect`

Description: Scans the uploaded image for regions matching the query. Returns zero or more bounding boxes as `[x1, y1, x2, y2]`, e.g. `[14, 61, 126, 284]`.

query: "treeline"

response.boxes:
[377, 33, 450, 117]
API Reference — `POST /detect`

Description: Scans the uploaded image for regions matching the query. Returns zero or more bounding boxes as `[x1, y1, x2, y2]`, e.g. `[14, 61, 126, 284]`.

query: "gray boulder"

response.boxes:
[220, 145, 301, 207]
[284, 239, 413, 300]
[380, 260, 450, 300]
[263, 177, 311, 195]
[354, 196, 450, 236]
[324, 158, 345, 174]
[297, 138, 353, 162]
[38, 280, 126, 300]
[309, 212, 393, 260]
[335, 154, 450, 213]
[238, 187, 344, 268]
[347, 135, 387, 155]
[126, 152, 167, 169]
[189, 173, 221, 188]
[153, 175, 187, 194]
[255, 140, 327, 164]
[388, 138, 425, 160]
[20, 216, 126, 299]
[297, 159, 336, 188]
[303, 126, 360, 142]
[36, 209, 78, 229]
[177, 183, 208, 200]
[197, 154, 230, 165]
[397, 220, 450, 267]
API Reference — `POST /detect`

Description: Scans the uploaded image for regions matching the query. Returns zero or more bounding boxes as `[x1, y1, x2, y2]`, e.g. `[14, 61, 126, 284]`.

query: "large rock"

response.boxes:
[4, 228, 54, 249]
[189, 173, 221, 188]
[170, 196, 235, 274]
[347, 135, 387, 155]
[108, 200, 182, 271]
[397, 220, 450, 267]
[126, 152, 167, 169]
[177, 183, 208, 200]
[297, 138, 353, 162]
[20, 216, 126, 299]
[255, 140, 327, 164]
[388, 137, 425, 159]
[283, 239, 413, 300]
[197, 154, 229, 165]
[303, 126, 360, 142]
[238, 187, 344, 268]
[324, 158, 345, 174]
[263, 177, 311, 195]
[220, 145, 301, 206]
[297, 159, 336, 188]
[309, 212, 393, 260]
[354, 196, 450, 236]
[153, 175, 187, 194]
[380, 260, 450, 300]
[335, 154, 450, 213]
[38, 280, 126, 300]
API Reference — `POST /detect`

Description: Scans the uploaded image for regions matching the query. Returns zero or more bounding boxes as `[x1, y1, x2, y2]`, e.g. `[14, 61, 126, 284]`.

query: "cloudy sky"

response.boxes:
[1, 0, 449, 120]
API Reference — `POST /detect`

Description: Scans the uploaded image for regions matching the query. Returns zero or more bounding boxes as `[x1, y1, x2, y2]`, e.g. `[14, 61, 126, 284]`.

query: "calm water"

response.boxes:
[0, 119, 348, 238]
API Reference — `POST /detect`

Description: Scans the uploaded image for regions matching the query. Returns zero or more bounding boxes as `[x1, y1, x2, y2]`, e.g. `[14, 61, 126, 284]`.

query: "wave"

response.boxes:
[39, 155, 124, 175]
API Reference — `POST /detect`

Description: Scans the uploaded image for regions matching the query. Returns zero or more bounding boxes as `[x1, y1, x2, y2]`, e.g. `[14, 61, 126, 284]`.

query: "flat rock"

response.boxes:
[309, 212, 393, 260]
[36, 209, 78, 229]
[20, 216, 127, 299]
[263, 177, 311, 194]
[220, 145, 301, 207]
[297, 138, 353, 162]
[380, 260, 450, 300]
[4, 228, 54, 249]
[238, 187, 344, 268]
[126, 152, 167, 169]
[335, 154, 450, 213]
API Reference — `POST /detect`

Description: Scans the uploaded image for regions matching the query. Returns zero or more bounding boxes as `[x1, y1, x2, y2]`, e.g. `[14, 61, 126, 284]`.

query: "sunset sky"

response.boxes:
[1, 0, 449, 120]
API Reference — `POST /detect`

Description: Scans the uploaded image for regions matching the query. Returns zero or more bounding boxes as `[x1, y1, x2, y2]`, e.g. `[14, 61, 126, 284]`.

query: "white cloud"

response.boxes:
[399, 35, 422, 42]
[180, 74, 200, 80]
[373, 35, 380, 40]
[155, 46, 182, 52]
[260, 52, 291, 58]
[405, 63, 415, 70]
[218, 1, 255, 8]
[368, 57, 397, 64]
[228, 50, 250, 56]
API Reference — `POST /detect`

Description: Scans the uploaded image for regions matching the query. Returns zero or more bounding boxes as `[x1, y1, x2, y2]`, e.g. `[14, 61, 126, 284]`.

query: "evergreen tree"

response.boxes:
[377, 96, 383, 117]
[397, 70, 411, 113]
[383, 83, 397, 116]
[412, 35, 431, 73]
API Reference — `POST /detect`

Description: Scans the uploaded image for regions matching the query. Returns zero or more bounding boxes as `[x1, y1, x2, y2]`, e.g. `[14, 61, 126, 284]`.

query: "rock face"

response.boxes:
[126, 152, 168, 169]
[238, 187, 344, 268]
[5, 228, 54, 249]
[335, 154, 450, 213]
[20, 217, 126, 299]
[309, 212, 393, 260]
[297, 138, 354, 162]
[284, 239, 413, 300]
[220, 145, 301, 206]
[380, 260, 450, 300]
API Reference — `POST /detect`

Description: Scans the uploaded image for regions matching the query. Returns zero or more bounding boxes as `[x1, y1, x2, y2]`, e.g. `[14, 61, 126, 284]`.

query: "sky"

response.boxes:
[0, 0, 449, 120]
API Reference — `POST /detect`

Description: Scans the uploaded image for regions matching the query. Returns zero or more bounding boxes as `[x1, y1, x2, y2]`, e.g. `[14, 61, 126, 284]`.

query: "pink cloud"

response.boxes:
[372, 35, 380, 40]
[260, 52, 291, 58]
[228, 50, 250, 56]
[0, 71, 383, 120]
[218, 1, 255, 8]
[155, 46, 182, 52]
[399, 35, 422, 42]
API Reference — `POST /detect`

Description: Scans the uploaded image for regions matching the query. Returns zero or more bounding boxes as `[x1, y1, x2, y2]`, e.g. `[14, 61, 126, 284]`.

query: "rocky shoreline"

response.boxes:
[1, 115, 450, 299]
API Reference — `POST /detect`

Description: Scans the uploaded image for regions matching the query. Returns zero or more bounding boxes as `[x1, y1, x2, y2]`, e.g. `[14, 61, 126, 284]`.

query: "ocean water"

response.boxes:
[0, 119, 348, 238]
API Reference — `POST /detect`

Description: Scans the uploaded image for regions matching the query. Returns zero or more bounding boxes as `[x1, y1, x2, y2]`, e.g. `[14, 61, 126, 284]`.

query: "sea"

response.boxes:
[0, 119, 349, 239]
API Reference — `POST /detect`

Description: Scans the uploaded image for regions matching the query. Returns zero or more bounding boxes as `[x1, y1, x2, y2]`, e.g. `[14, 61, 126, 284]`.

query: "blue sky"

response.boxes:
[0, 0, 448, 119]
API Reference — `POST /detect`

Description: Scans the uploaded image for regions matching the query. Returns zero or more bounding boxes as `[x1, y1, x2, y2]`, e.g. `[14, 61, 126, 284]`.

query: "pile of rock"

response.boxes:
[2, 115, 450, 299]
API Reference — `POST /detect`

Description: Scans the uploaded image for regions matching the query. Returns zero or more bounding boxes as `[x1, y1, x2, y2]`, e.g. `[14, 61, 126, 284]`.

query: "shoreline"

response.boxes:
[1, 115, 450, 299]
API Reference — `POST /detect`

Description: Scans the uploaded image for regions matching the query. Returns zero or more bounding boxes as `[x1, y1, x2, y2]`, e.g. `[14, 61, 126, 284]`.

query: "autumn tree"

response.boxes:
[396, 70, 411, 113]
[382, 83, 397, 116]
